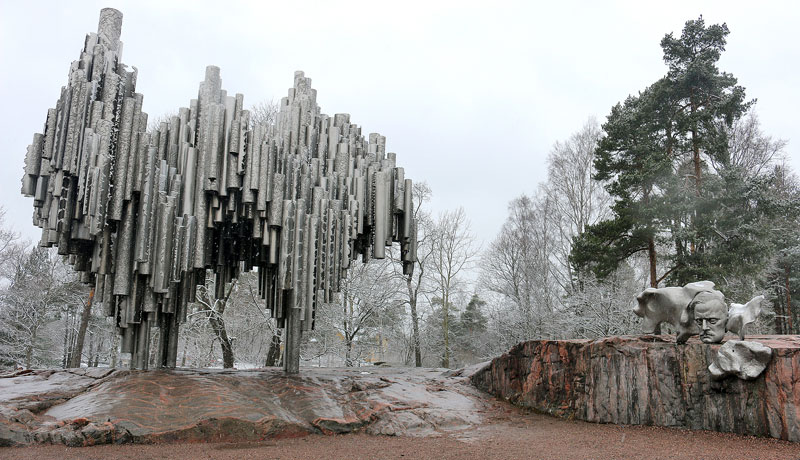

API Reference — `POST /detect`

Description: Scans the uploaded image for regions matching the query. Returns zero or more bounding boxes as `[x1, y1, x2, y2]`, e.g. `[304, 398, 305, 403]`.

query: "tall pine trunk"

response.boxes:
[647, 237, 658, 288]
[648, 236, 663, 335]
[775, 285, 785, 335]
[690, 94, 701, 256]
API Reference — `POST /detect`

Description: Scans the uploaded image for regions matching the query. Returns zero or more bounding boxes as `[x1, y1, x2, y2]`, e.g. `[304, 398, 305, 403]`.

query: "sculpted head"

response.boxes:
[691, 291, 727, 343]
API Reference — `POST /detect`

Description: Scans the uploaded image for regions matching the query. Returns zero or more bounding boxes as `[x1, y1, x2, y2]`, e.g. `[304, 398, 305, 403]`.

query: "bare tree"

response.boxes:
[560, 270, 642, 338]
[177, 308, 217, 368]
[67, 287, 94, 368]
[175, 269, 289, 369]
[314, 258, 403, 366]
[234, 272, 282, 367]
[0, 207, 19, 277]
[712, 112, 787, 178]
[250, 99, 279, 127]
[146, 112, 177, 134]
[430, 207, 478, 368]
[193, 275, 238, 368]
[389, 182, 435, 367]
[545, 118, 612, 291]
[481, 120, 632, 345]
[482, 193, 560, 340]
[0, 247, 84, 368]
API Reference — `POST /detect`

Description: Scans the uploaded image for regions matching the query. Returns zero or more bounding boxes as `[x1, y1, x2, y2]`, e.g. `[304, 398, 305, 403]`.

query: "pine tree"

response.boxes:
[571, 82, 676, 287]
[457, 294, 488, 336]
[571, 17, 766, 292]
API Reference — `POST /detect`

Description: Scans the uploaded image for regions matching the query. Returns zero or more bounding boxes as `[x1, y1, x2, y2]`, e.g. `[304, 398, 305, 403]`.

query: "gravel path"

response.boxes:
[3, 404, 798, 460]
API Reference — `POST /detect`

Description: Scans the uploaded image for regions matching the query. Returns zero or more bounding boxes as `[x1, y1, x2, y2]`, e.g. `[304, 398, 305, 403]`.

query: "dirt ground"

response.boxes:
[3, 407, 798, 460]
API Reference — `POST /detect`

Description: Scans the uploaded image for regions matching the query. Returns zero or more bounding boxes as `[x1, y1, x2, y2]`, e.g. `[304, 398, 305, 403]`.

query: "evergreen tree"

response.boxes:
[571, 16, 771, 293]
[427, 296, 460, 367]
[660, 16, 753, 284]
[571, 82, 676, 287]
[660, 16, 751, 190]
[456, 294, 488, 336]
[675, 165, 786, 286]
[765, 167, 800, 334]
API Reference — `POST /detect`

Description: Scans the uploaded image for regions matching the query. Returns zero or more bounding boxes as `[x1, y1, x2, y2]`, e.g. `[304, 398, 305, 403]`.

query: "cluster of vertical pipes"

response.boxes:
[20, 8, 417, 372]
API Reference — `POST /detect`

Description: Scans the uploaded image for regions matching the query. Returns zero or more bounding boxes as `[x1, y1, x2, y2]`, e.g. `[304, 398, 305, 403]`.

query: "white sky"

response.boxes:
[1, 0, 798, 249]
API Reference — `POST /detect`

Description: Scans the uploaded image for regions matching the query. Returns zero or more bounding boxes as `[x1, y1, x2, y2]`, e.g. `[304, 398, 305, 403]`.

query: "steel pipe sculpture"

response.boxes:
[20, 8, 417, 373]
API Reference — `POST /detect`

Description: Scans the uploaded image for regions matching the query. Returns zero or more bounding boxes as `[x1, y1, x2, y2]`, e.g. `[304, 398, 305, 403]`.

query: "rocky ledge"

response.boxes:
[0, 365, 487, 446]
[471, 335, 800, 442]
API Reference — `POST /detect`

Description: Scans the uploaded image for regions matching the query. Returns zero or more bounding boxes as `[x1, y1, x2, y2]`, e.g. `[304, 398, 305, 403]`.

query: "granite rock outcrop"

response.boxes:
[0, 366, 486, 447]
[471, 335, 800, 441]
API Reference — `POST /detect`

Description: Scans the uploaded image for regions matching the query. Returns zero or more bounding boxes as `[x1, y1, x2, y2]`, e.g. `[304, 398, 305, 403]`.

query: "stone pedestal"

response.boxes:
[471, 335, 800, 441]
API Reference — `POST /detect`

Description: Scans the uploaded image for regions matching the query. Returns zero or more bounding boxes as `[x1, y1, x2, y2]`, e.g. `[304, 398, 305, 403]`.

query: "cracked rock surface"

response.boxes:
[0, 365, 488, 446]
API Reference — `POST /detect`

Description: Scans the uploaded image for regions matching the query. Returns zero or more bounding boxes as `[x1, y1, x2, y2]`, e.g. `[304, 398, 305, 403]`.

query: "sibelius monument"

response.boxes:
[20, 8, 417, 373]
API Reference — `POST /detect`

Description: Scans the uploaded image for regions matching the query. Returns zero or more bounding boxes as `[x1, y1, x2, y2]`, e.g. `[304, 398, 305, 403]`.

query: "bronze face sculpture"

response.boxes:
[690, 291, 728, 344]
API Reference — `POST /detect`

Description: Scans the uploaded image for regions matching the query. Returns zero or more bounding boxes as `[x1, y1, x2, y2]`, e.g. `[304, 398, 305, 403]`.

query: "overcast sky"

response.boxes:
[1, 0, 798, 249]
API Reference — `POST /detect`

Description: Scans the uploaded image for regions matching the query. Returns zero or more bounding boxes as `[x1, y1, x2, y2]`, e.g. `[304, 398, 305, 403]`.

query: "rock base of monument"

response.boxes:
[471, 335, 800, 442]
[0, 366, 487, 447]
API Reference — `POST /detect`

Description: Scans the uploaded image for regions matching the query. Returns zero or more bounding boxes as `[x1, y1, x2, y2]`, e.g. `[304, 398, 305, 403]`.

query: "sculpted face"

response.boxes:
[692, 292, 727, 343]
